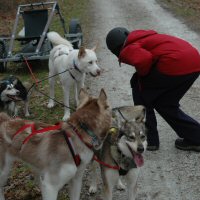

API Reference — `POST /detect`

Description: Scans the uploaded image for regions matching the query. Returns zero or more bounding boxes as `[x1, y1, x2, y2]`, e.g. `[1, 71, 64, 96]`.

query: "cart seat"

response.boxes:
[17, 9, 48, 41]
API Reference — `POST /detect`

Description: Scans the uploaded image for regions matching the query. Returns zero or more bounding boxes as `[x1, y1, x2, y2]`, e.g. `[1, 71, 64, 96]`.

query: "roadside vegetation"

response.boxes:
[157, 0, 200, 34]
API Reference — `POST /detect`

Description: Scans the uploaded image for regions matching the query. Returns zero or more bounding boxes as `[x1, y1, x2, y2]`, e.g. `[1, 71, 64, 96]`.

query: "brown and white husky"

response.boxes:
[0, 88, 112, 200]
[89, 105, 147, 200]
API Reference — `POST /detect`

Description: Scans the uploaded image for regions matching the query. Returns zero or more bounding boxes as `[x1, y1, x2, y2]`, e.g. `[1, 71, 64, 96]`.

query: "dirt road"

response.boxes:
[81, 0, 200, 199]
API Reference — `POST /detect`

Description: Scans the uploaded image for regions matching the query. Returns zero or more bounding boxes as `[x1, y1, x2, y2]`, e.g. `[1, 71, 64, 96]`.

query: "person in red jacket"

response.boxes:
[106, 27, 200, 151]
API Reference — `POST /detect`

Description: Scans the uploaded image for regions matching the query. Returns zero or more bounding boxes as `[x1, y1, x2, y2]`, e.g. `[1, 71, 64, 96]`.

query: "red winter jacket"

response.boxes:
[119, 30, 200, 76]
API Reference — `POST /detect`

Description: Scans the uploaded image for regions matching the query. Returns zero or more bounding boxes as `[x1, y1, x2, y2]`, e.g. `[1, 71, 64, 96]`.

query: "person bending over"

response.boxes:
[106, 27, 200, 151]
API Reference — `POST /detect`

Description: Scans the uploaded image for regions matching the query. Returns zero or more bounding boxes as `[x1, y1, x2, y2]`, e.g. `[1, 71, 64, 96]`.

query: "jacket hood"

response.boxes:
[124, 30, 157, 46]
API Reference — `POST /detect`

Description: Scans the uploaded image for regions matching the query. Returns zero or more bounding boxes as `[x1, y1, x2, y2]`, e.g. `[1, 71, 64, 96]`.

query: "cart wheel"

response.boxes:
[0, 40, 7, 72]
[69, 19, 83, 49]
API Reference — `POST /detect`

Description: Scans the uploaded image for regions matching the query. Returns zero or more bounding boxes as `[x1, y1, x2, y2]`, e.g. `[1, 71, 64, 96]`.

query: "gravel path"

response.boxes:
[81, 0, 200, 200]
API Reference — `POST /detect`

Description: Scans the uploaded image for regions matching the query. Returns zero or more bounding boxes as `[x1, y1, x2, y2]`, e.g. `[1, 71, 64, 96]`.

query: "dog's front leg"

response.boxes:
[0, 188, 5, 200]
[102, 168, 119, 200]
[40, 173, 59, 200]
[69, 164, 86, 200]
[62, 83, 71, 121]
[47, 63, 56, 108]
[7, 102, 17, 117]
[126, 169, 140, 200]
[74, 82, 78, 107]
[0, 153, 14, 200]
[88, 160, 99, 194]
[75, 74, 85, 107]
[24, 99, 30, 117]
[116, 177, 126, 190]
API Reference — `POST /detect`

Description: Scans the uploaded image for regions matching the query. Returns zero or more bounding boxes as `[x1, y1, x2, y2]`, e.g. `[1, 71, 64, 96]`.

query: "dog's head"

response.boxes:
[111, 105, 147, 167]
[0, 76, 27, 103]
[77, 46, 101, 77]
[0, 80, 20, 102]
[67, 88, 112, 150]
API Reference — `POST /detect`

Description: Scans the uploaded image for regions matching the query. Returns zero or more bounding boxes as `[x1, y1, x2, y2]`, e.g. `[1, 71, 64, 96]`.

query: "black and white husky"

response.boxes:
[0, 75, 30, 117]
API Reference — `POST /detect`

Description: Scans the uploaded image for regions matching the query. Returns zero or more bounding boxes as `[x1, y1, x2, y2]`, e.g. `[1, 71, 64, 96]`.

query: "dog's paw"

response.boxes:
[116, 179, 126, 191]
[62, 114, 70, 121]
[47, 101, 55, 108]
[25, 112, 30, 117]
[89, 185, 97, 194]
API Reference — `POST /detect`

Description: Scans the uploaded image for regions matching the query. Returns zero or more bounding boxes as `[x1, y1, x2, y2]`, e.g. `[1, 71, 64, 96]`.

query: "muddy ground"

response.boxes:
[80, 0, 200, 200]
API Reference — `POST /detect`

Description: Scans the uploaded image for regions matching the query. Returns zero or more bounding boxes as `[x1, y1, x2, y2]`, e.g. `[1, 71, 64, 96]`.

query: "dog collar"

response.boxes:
[79, 122, 101, 148]
[73, 59, 82, 73]
[68, 122, 100, 149]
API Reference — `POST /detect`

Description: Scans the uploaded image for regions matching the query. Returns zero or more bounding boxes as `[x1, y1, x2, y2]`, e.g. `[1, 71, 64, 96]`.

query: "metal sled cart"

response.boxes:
[0, 1, 83, 72]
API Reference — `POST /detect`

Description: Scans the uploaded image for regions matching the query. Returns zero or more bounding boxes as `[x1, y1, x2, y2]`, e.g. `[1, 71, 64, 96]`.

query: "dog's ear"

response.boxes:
[77, 88, 90, 109]
[117, 105, 146, 123]
[97, 88, 109, 108]
[13, 79, 18, 85]
[91, 41, 99, 52]
[134, 105, 146, 123]
[78, 46, 86, 59]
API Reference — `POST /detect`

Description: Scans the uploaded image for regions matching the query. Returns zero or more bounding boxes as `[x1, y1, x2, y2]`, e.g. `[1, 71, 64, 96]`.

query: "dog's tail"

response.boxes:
[47, 31, 73, 48]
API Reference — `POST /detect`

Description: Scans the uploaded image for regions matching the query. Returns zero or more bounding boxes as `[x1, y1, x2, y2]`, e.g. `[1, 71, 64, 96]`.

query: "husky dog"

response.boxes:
[89, 105, 147, 200]
[0, 88, 111, 200]
[47, 31, 101, 121]
[0, 75, 30, 117]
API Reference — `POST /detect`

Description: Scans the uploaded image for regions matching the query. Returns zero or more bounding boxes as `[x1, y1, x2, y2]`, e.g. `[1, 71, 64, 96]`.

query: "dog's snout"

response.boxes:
[137, 145, 144, 153]
[96, 69, 101, 76]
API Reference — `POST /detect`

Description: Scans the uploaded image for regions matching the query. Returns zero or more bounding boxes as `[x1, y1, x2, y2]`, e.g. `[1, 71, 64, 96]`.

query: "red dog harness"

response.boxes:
[13, 123, 118, 169]
[13, 123, 62, 144]
[12, 122, 81, 166]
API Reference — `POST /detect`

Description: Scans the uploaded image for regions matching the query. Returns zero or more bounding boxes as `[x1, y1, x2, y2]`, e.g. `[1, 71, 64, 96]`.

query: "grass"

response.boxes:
[156, 0, 200, 33]
[0, 0, 90, 199]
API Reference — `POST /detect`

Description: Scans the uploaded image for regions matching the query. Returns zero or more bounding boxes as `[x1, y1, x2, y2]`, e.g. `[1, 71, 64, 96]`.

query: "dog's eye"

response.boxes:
[88, 61, 93, 65]
[140, 135, 146, 140]
[129, 135, 135, 140]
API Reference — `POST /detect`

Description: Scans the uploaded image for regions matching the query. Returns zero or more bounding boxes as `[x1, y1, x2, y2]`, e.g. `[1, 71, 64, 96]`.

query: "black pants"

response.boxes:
[131, 69, 200, 146]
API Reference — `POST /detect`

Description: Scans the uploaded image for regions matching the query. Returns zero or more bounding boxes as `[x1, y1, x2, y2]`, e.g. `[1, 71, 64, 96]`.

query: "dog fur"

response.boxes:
[47, 31, 101, 121]
[0, 88, 112, 200]
[0, 75, 30, 117]
[89, 105, 147, 200]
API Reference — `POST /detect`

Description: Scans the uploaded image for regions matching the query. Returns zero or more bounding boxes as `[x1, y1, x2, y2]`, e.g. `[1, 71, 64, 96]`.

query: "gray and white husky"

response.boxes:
[89, 105, 147, 200]
[47, 32, 101, 121]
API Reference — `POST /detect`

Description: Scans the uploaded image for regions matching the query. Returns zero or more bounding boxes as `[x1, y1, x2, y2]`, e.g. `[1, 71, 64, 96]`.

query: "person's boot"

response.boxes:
[175, 138, 200, 152]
